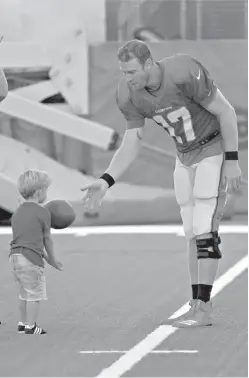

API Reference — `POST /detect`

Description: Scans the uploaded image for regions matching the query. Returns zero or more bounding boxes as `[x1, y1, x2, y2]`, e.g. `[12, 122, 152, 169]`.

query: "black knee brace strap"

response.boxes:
[196, 232, 222, 259]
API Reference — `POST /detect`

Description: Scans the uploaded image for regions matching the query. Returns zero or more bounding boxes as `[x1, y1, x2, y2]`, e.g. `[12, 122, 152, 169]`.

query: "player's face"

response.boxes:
[119, 58, 149, 90]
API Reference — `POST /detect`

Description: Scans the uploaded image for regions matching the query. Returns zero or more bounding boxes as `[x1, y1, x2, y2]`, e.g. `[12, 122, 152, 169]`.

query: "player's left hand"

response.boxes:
[222, 160, 242, 193]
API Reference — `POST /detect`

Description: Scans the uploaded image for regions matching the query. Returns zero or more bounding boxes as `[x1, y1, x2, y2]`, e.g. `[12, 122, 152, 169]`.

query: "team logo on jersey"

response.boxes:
[155, 106, 172, 113]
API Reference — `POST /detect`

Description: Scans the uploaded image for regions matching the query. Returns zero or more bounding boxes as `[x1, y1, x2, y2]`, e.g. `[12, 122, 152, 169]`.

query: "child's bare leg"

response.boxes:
[18, 298, 27, 324]
[27, 301, 40, 326]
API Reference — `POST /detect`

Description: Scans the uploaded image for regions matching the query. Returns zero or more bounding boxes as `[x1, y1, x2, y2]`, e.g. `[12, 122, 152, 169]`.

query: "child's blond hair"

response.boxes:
[17, 169, 51, 199]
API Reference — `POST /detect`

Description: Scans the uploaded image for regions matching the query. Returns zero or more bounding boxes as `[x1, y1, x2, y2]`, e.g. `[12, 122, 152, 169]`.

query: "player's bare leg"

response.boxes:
[173, 157, 197, 296]
[168, 158, 199, 323]
[167, 239, 198, 325]
[177, 231, 220, 328]
[187, 236, 199, 310]
[172, 232, 219, 328]
[167, 236, 199, 324]
[187, 237, 198, 295]
[173, 154, 225, 328]
[175, 237, 199, 321]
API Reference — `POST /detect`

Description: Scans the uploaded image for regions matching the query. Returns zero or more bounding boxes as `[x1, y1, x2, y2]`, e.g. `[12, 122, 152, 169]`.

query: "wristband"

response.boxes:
[225, 151, 238, 161]
[100, 173, 115, 188]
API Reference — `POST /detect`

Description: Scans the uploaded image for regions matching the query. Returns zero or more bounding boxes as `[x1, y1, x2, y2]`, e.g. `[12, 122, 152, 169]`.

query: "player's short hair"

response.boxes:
[117, 40, 153, 66]
[17, 169, 51, 200]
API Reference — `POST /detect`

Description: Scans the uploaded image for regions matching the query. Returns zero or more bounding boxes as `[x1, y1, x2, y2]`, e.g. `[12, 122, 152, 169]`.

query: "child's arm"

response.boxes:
[42, 249, 63, 270]
[42, 208, 63, 270]
[43, 231, 63, 270]
[42, 249, 50, 265]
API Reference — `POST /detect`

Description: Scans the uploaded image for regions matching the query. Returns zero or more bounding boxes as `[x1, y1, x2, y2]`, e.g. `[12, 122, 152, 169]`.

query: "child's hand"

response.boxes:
[47, 258, 63, 271]
[54, 260, 63, 271]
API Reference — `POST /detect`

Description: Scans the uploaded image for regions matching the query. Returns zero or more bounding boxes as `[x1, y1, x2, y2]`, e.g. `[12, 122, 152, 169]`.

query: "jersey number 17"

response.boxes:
[153, 106, 195, 144]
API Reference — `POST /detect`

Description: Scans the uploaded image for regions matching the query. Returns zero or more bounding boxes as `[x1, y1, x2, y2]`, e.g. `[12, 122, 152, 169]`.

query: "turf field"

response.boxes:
[0, 223, 247, 377]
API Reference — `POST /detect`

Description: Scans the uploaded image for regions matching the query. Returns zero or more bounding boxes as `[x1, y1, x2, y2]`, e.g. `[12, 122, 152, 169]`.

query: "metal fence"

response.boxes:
[106, 0, 248, 41]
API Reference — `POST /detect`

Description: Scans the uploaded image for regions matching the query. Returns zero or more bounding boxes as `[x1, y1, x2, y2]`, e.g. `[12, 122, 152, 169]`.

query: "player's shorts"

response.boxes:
[10, 251, 47, 302]
[174, 144, 227, 238]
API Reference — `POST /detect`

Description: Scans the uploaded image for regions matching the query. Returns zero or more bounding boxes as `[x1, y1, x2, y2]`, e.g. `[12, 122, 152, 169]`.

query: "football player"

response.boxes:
[81, 40, 242, 327]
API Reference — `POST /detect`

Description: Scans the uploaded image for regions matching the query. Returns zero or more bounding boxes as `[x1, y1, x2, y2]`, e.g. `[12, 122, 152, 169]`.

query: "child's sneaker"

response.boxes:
[18, 322, 26, 333]
[25, 323, 47, 335]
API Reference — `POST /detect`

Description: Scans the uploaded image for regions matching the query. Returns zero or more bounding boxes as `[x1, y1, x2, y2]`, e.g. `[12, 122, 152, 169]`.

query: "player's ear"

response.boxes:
[144, 58, 154, 71]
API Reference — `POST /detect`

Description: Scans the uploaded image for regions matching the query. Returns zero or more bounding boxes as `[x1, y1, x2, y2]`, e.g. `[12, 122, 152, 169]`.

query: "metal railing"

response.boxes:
[114, 0, 248, 40]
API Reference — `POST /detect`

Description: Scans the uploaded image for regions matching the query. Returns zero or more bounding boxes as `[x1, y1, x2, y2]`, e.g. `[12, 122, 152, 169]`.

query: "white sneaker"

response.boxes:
[167, 299, 198, 324]
[172, 299, 213, 328]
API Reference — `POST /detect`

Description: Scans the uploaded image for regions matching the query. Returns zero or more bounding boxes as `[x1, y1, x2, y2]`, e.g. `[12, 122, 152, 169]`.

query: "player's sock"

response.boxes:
[191, 284, 198, 299]
[197, 284, 213, 303]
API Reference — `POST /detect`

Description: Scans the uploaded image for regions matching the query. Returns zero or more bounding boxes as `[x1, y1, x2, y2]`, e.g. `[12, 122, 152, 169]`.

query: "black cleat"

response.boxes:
[25, 323, 47, 335]
[18, 323, 25, 333]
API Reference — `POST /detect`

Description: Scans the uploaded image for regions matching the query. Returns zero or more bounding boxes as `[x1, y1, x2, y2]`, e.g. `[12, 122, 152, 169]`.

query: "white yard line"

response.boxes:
[95, 255, 248, 378]
[0, 224, 247, 236]
[1, 223, 246, 376]
[79, 350, 198, 355]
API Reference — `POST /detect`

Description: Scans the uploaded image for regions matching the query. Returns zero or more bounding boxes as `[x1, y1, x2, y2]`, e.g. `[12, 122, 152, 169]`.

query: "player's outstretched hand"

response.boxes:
[222, 160, 242, 193]
[81, 179, 109, 210]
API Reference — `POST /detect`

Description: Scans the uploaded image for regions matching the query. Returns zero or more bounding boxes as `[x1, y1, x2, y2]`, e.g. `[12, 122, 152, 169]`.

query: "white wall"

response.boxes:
[0, 0, 106, 44]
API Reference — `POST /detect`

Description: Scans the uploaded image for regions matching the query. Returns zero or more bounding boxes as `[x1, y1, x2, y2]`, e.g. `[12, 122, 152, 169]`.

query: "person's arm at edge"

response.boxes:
[0, 68, 8, 102]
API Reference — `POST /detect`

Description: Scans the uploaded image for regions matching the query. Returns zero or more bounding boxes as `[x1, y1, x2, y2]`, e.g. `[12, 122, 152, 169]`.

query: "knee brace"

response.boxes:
[196, 232, 222, 259]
